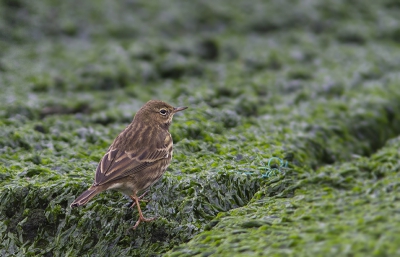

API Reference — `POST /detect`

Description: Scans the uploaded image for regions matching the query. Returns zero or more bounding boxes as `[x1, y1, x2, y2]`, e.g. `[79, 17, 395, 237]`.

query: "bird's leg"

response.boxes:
[131, 193, 156, 230]
[129, 190, 150, 208]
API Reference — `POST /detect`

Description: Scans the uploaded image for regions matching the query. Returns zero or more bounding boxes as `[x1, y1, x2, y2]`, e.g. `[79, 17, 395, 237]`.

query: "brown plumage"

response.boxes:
[70, 100, 187, 229]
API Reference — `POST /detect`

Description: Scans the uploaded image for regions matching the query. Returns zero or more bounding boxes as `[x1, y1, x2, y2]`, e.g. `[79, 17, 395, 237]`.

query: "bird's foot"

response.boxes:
[132, 216, 157, 230]
[129, 192, 157, 229]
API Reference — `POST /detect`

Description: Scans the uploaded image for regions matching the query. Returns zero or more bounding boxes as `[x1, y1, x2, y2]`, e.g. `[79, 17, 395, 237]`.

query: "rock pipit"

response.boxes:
[70, 100, 187, 229]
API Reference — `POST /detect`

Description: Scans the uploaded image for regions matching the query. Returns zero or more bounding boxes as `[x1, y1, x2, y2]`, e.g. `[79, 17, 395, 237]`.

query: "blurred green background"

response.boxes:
[1, 0, 400, 256]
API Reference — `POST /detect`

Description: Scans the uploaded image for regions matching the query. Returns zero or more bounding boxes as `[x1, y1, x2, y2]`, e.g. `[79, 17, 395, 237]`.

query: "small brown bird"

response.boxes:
[70, 100, 187, 229]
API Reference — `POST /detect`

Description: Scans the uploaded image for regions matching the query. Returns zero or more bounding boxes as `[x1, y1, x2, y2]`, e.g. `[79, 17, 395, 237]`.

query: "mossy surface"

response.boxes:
[1, 0, 400, 256]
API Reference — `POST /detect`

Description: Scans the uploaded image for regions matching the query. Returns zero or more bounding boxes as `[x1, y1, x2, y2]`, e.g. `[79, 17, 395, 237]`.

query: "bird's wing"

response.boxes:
[94, 147, 170, 186]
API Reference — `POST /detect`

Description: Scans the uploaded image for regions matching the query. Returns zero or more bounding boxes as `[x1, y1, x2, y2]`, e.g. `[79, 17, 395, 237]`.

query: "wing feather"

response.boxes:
[94, 146, 169, 186]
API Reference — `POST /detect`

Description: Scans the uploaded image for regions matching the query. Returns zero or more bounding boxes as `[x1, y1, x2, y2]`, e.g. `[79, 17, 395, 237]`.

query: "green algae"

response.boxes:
[166, 137, 400, 256]
[1, 0, 400, 256]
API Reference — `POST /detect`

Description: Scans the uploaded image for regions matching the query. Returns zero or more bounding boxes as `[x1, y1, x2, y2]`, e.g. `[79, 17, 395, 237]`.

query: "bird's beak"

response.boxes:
[173, 106, 188, 113]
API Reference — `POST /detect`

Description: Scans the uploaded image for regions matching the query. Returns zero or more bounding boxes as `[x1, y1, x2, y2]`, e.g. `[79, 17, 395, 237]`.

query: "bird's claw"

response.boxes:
[132, 216, 157, 230]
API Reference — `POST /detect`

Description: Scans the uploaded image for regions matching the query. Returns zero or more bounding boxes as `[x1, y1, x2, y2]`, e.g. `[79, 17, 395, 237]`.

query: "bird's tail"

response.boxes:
[70, 187, 101, 208]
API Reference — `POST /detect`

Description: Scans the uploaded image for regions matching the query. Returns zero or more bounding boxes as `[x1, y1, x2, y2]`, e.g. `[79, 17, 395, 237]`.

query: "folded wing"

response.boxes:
[94, 147, 169, 186]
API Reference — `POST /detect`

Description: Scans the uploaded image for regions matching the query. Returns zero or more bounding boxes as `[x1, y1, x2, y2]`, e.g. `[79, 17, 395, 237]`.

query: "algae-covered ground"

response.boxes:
[1, 0, 400, 256]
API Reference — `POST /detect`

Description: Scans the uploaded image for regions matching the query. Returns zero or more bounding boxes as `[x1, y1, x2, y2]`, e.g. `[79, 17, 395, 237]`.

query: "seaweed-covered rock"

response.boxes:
[1, 0, 400, 256]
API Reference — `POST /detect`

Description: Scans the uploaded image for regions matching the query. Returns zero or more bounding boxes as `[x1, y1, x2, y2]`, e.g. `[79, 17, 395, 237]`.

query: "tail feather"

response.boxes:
[70, 187, 101, 208]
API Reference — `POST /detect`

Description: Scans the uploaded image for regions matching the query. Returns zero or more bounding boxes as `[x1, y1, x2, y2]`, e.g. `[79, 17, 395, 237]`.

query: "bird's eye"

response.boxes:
[160, 109, 167, 115]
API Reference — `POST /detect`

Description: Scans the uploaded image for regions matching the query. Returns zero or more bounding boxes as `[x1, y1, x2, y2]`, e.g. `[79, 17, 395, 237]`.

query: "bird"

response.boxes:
[70, 100, 188, 229]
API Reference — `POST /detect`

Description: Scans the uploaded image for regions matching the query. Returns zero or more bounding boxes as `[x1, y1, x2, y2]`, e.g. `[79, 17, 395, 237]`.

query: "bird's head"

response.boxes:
[134, 100, 187, 129]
